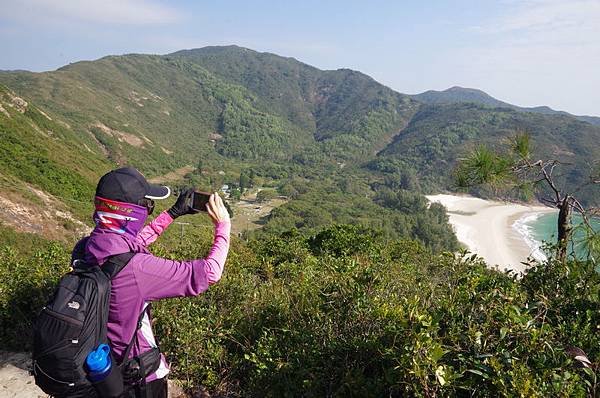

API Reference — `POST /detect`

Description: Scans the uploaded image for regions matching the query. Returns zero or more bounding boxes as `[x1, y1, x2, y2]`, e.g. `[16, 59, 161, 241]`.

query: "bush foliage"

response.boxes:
[1, 224, 597, 397]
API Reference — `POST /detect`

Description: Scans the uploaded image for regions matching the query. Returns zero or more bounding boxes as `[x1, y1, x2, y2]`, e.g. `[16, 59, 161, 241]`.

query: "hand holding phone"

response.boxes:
[167, 188, 199, 219]
[206, 193, 230, 224]
[190, 191, 211, 212]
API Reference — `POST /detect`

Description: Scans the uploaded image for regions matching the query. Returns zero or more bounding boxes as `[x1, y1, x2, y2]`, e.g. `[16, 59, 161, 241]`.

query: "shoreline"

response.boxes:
[510, 211, 550, 262]
[427, 194, 556, 274]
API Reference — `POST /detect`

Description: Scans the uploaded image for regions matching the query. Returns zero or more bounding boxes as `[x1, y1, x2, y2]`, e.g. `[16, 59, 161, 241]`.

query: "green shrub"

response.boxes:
[0, 242, 70, 350]
[0, 225, 597, 396]
[256, 189, 278, 203]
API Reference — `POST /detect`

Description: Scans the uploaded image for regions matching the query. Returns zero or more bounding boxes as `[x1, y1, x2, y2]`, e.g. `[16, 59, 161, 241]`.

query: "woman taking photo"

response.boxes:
[71, 166, 231, 398]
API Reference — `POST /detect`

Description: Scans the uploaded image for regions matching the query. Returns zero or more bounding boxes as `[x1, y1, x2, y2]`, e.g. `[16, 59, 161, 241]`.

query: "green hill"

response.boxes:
[0, 48, 450, 249]
[0, 45, 598, 241]
[0, 53, 313, 172]
[171, 46, 419, 157]
[412, 86, 600, 126]
[371, 103, 600, 205]
[0, 46, 419, 173]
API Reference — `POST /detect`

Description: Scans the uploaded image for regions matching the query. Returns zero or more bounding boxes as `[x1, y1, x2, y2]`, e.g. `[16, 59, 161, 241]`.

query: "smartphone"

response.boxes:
[190, 191, 211, 212]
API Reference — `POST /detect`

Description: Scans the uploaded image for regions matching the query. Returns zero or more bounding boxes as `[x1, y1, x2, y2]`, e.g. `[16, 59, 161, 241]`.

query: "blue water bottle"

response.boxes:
[86, 344, 124, 397]
[86, 344, 111, 382]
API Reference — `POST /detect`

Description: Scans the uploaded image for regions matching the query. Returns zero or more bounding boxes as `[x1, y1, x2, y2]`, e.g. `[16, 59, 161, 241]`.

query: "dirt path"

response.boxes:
[230, 189, 287, 235]
[0, 352, 44, 398]
[0, 352, 187, 398]
[148, 166, 195, 184]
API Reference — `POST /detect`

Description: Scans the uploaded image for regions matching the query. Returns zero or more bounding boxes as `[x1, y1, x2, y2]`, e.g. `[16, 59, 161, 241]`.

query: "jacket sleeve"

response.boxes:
[136, 211, 174, 247]
[133, 221, 231, 300]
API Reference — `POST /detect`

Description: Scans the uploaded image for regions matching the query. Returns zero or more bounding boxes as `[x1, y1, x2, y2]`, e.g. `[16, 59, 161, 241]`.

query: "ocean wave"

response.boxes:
[512, 213, 548, 262]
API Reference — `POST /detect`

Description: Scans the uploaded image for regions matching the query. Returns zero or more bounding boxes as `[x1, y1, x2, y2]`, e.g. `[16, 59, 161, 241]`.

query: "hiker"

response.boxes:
[71, 166, 231, 397]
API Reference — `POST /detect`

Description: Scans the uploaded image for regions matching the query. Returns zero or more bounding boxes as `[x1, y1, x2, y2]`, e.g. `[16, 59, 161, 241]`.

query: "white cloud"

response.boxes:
[496, 1, 597, 29]
[1, 0, 181, 25]
[484, 0, 600, 45]
[458, 0, 600, 115]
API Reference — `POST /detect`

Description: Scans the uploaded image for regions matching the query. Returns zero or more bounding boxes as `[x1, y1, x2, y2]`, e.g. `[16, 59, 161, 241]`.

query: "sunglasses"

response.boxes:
[138, 198, 155, 215]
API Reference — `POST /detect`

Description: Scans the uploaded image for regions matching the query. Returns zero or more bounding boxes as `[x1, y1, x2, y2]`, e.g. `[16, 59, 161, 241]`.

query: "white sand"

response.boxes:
[427, 194, 556, 274]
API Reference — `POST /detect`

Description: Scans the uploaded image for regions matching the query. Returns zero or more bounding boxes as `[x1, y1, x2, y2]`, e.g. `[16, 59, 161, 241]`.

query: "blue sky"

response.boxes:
[1, 0, 598, 116]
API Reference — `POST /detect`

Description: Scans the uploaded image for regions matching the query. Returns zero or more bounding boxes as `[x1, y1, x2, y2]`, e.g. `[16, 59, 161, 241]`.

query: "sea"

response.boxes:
[514, 211, 600, 261]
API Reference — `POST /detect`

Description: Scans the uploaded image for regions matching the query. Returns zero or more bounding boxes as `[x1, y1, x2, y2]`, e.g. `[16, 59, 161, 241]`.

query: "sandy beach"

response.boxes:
[427, 194, 556, 274]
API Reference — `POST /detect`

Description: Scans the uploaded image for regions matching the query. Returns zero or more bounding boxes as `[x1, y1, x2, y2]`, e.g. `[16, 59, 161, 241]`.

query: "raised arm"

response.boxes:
[135, 220, 231, 300]
[136, 193, 231, 300]
[136, 211, 173, 247]
[136, 188, 198, 247]
[203, 220, 230, 284]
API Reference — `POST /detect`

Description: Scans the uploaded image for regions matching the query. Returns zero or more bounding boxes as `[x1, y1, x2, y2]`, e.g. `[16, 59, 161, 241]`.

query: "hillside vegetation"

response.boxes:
[0, 86, 109, 238]
[372, 103, 600, 205]
[0, 46, 445, 247]
[1, 45, 599, 214]
[1, 223, 598, 396]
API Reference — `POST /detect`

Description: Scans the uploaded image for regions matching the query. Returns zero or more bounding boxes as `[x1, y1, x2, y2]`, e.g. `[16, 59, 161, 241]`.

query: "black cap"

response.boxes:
[96, 167, 171, 204]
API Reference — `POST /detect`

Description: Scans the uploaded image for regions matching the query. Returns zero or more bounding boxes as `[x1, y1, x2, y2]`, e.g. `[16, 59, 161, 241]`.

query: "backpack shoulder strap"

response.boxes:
[102, 252, 136, 279]
[121, 304, 151, 365]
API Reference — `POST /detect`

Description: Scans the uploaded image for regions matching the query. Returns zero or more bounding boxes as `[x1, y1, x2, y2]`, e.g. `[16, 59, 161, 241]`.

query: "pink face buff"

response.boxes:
[93, 196, 148, 235]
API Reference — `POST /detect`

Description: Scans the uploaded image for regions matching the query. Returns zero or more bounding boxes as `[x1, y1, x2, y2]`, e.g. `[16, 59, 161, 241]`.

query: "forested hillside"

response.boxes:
[0, 46, 435, 250]
[0, 46, 420, 173]
[1, 46, 599, 197]
[171, 46, 419, 158]
[371, 103, 600, 205]
[1, 46, 599, 237]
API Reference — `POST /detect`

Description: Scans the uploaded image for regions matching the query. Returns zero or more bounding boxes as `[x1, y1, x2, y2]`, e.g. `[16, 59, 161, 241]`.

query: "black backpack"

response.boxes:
[32, 252, 135, 396]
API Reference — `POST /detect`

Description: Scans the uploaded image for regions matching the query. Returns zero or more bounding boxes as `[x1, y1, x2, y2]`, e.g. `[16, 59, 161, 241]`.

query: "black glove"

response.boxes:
[167, 188, 198, 219]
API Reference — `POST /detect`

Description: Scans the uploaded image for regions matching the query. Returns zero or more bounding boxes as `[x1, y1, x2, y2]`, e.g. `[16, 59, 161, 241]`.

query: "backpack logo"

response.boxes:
[67, 301, 80, 310]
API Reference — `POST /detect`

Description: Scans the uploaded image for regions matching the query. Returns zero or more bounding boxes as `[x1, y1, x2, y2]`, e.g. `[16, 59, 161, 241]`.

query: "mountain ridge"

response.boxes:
[4, 45, 596, 125]
[412, 86, 600, 126]
[0, 45, 598, 237]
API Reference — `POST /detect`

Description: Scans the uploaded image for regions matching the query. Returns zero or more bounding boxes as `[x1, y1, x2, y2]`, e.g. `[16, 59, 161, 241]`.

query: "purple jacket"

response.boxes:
[73, 199, 230, 381]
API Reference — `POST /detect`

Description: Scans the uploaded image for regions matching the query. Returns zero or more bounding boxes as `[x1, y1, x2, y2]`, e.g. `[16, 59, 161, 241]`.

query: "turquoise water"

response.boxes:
[525, 213, 600, 260]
